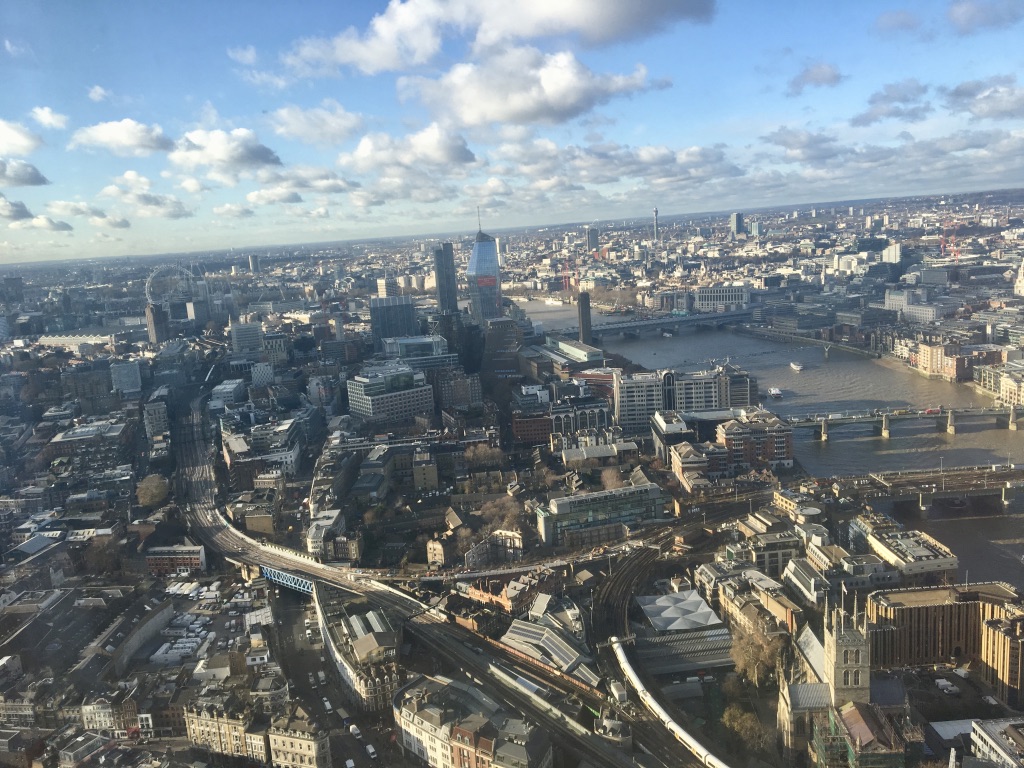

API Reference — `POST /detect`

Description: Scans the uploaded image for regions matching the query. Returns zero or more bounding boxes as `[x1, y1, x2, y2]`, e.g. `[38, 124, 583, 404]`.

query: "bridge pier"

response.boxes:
[1010, 404, 1019, 431]
[881, 414, 891, 439]
[819, 419, 829, 442]
[946, 411, 957, 435]
[1004, 485, 1015, 506]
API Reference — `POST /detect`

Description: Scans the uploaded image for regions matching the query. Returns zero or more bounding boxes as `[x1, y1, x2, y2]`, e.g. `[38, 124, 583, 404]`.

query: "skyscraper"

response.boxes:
[578, 291, 593, 346]
[466, 230, 501, 325]
[248, 253, 261, 274]
[653, 207, 659, 242]
[146, 303, 169, 344]
[729, 212, 744, 236]
[369, 295, 418, 347]
[433, 242, 458, 315]
[586, 227, 599, 253]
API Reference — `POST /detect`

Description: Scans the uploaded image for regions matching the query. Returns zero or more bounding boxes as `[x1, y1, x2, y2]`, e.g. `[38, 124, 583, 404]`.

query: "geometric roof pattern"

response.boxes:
[635, 590, 722, 633]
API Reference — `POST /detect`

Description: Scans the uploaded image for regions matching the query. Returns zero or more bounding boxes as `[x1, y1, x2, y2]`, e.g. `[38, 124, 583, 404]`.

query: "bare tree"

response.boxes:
[137, 474, 170, 509]
[730, 632, 783, 689]
[601, 467, 625, 490]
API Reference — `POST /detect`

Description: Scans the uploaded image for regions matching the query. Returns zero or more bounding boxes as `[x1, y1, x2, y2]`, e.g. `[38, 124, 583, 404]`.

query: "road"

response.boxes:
[173, 394, 649, 768]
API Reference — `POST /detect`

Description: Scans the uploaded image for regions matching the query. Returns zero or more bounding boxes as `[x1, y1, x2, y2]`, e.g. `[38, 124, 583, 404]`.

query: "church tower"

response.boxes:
[824, 602, 870, 707]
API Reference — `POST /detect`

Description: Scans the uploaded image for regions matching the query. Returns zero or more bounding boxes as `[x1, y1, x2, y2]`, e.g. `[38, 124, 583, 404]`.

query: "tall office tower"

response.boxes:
[145, 303, 169, 344]
[653, 208, 659, 242]
[433, 242, 458, 315]
[229, 319, 264, 357]
[369, 295, 418, 347]
[248, 253, 261, 274]
[481, 318, 522, 381]
[729, 212, 744, 236]
[578, 291, 593, 346]
[466, 230, 502, 325]
[586, 227, 600, 252]
[377, 276, 401, 298]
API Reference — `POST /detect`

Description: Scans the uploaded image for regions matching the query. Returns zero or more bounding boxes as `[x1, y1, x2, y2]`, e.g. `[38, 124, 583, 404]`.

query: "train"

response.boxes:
[609, 637, 731, 768]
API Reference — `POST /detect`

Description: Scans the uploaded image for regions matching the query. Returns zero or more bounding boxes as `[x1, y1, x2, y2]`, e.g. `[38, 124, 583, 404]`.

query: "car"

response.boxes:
[349, 724, 362, 739]
[365, 745, 377, 760]
[345, 761, 355, 768]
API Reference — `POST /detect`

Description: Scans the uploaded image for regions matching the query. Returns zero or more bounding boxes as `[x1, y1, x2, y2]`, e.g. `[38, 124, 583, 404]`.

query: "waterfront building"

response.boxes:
[535, 482, 662, 546]
[866, 529, 958, 587]
[433, 242, 459, 315]
[867, 582, 1019, 669]
[466, 230, 501, 324]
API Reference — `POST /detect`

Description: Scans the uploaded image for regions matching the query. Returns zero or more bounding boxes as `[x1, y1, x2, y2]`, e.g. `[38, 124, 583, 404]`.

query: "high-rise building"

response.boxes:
[653, 207, 659, 242]
[229, 319, 264, 357]
[248, 253, 261, 274]
[145, 303, 169, 344]
[433, 242, 458, 315]
[376, 275, 400, 298]
[369, 295, 418, 347]
[346, 363, 434, 425]
[578, 291, 593, 345]
[586, 226, 600, 252]
[729, 212, 744, 236]
[466, 230, 501, 324]
[481, 318, 522, 381]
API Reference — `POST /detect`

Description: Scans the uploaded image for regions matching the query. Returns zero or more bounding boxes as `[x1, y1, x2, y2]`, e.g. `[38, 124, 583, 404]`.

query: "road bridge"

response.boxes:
[561, 308, 752, 339]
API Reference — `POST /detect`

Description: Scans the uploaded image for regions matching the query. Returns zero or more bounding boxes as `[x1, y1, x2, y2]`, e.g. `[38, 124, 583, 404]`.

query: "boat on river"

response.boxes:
[768, 387, 783, 398]
[790, 362, 804, 372]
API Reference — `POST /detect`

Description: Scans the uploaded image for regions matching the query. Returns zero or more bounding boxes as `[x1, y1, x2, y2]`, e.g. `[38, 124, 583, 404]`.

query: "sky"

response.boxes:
[2, 0, 1024, 261]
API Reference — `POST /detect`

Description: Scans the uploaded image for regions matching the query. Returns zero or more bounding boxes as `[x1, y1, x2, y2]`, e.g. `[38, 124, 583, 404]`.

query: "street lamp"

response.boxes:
[940, 456, 945, 492]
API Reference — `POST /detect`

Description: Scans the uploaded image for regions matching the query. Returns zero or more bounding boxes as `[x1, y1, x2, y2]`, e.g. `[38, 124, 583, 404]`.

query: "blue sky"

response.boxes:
[2, 0, 1024, 260]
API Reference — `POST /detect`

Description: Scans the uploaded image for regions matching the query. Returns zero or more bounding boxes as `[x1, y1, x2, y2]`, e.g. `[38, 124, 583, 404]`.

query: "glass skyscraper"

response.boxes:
[466, 230, 501, 324]
[433, 242, 458, 315]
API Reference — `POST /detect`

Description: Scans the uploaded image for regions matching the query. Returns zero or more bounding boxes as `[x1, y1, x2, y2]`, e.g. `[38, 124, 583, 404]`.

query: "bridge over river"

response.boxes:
[786, 405, 1021, 440]
[854, 464, 1024, 511]
[562, 307, 752, 339]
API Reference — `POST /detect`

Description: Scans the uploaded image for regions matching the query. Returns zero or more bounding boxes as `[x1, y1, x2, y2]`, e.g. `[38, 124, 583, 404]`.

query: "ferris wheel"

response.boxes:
[145, 264, 197, 305]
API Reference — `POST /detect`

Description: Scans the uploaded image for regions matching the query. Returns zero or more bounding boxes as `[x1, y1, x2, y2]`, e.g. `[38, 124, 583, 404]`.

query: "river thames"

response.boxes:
[520, 299, 1024, 586]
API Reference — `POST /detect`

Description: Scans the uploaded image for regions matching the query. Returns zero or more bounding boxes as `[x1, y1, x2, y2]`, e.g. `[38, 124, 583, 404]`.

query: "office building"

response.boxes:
[346, 363, 434, 425]
[381, 335, 459, 370]
[482, 317, 523, 380]
[466, 230, 502, 324]
[578, 291, 593, 345]
[536, 482, 662, 546]
[229, 320, 264, 357]
[729, 212, 744, 236]
[433, 242, 458, 315]
[376, 275, 400, 298]
[369, 295, 418, 347]
[146, 303, 169, 344]
[586, 226, 599, 252]
[248, 253, 261, 274]
[110, 360, 142, 395]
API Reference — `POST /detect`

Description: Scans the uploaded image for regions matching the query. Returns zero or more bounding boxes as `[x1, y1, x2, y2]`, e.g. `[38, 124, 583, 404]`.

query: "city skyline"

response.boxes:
[3, 0, 1024, 261]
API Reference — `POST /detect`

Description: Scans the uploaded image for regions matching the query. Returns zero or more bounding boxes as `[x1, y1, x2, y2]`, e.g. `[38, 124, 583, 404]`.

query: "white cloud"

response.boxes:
[213, 203, 255, 218]
[169, 129, 282, 183]
[0, 159, 49, 186]
[874, 10, 924, 35]
[90, 215, 130, 229]
[762, 126, 848, 164]
[30, 106, 68, 130]
[9, 215, 72, 231]
[256, 166, 355, 194]
[68, 119, 174, 156]
[401, 47, 653, 127]
[340, 123, 476, 174]
[101, 171, 192, 219]
[0, 120, 42, 156]
[851, 79, 932, 126]
[48, 201, 104, 218]
[4, 39, 30, 57]
[787, 62, 845, 97]
[227, 45, 258, 65]
[239, 69, 292, 89]
[270, 99, 363, 145]
[246, 187, 303, 205]
[943, 75, 1024, 119]
[178, 177, 209, 194]
[0, 193, 32, 221]
[948, 0, 1024, 34]
[282, 0, 713, 76]
[88, 85, 111, 102]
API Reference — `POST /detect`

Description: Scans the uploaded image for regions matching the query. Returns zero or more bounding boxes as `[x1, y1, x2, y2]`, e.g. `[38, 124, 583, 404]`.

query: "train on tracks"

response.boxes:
[610, 637, 731, 768]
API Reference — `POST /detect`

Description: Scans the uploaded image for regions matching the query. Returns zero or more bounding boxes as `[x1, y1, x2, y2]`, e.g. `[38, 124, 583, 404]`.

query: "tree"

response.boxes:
[465, 443, 503, 470]
[479, 496, 522, 533]
[730, 632, 783, 689]
[721, 704, 771, 755]
[601, 467, 625, 490]
[136, 474, 170, 509]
